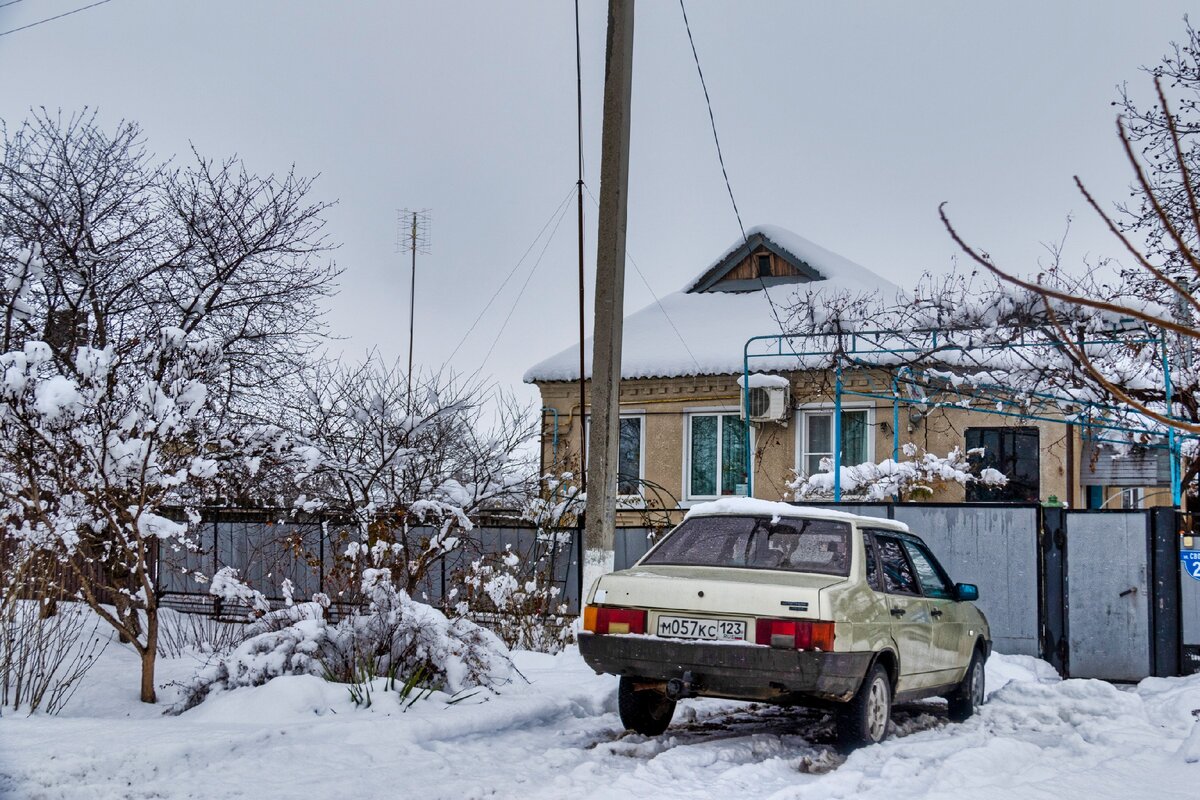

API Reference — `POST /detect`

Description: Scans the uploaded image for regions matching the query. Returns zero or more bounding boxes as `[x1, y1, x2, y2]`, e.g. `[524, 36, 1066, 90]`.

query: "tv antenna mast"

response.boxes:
[396, 208, 431, 399]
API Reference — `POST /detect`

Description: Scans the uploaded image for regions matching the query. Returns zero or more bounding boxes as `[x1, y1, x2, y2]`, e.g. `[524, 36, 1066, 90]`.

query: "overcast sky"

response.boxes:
[0, 0, 1193, 410]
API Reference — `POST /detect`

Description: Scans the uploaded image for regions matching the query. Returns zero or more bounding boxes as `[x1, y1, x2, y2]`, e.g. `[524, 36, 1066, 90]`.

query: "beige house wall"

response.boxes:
[536, 372, 1100, 508]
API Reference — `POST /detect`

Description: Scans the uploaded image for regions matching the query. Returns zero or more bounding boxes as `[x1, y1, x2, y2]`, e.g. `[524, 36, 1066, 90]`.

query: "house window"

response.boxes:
[756, 254, 771, 278]
[585, 415, 644, 495]
[799, 409, 871, 475]
[688, 413, 747, 497]
[617, 417, 642, 495]
[965, 427, 1039, 502]
[1120, 487, 1144, 509]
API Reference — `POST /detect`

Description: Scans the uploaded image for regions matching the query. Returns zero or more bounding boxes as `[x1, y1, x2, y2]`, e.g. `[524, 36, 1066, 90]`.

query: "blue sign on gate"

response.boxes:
[1182, 551, 1200, 582]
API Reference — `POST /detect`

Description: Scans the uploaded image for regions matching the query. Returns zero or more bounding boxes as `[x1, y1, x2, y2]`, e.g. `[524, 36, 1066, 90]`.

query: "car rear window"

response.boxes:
[641, 515, 851, 576]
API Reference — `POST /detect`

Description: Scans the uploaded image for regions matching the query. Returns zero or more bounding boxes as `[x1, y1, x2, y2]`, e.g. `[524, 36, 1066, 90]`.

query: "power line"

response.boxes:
[584, 184, 702, 374]
[473, 190, 576, 375]
[678, 0, 745, 243]
[446, 185, 576, 365]
[678, 0, 789, 335]
[0, 0, 117, 38]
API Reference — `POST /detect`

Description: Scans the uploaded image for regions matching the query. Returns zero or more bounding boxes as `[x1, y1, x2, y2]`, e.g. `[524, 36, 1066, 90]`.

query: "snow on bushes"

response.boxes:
[171, 569, 511, 714]
[454, 545, 573, 653]
[208, 566, 271, 617]
[789, 443, 1008, 501]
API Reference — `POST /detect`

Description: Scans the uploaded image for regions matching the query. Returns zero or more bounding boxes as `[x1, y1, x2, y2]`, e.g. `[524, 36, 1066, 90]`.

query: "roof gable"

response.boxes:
[687, 230, 824, 293]
[523, 225, 905, 383]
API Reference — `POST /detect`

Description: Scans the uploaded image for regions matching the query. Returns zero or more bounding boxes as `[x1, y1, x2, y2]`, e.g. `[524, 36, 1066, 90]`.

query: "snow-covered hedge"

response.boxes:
[171, 570, 511, 714]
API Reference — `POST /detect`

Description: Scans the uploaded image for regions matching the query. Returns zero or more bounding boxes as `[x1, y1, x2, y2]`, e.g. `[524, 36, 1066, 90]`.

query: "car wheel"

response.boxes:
[947, 649, 985, 722]
[618, 676, 676, 736]
[836, 662, 892, 750]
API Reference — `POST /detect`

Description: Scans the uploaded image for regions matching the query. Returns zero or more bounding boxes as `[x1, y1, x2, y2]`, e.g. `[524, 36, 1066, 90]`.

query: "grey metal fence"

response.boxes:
[614, 527, 661, 571]
[157, 514, 588, 615]
[894, 504, 1040, 658]
[159, 504, 1193, 680]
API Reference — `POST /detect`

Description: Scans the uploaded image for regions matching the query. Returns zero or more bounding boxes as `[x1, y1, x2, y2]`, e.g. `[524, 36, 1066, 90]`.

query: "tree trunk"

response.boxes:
[139, 608, 158, 703]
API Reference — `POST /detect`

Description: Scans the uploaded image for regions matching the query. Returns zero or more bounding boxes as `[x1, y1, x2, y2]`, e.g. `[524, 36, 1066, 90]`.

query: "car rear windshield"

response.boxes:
[641, 515, 851, 576]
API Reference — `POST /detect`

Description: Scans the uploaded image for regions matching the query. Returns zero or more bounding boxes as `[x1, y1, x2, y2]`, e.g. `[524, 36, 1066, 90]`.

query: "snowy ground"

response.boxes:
[2, 622, 1200, 800]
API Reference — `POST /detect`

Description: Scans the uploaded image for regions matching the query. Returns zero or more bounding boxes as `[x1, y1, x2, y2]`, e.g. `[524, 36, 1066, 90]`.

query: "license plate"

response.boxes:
[656, 615, 746, 641]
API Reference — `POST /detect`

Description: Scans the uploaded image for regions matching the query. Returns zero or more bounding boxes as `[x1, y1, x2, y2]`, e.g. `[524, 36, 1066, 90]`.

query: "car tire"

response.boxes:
[618, 676, 676, 736]
[947, 649, 985, 722]
[836, 662, 892, 750]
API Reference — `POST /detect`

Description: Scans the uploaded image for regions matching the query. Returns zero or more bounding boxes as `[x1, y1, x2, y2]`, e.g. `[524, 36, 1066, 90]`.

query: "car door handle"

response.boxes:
[890, 607, 906, 617]
[930, 608, 944, 619]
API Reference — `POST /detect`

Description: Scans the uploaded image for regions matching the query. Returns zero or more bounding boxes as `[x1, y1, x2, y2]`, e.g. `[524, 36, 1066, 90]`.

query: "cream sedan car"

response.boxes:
[579, 499, 990, 748]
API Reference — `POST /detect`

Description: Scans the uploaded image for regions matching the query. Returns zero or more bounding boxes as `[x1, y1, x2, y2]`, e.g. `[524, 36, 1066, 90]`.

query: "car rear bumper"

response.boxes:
[577, 632, 873, 704]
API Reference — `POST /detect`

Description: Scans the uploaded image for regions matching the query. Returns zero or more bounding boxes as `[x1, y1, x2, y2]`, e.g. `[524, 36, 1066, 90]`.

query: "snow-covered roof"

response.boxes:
[684, 224, 900, 296]
[524, 225, 904, 382]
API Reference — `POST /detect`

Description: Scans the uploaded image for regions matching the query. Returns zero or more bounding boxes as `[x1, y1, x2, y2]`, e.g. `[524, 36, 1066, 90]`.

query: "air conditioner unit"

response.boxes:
[743, 384, 792, 424]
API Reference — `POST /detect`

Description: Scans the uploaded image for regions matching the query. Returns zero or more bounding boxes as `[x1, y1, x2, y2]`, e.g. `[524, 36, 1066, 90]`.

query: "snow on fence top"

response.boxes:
[523, 225, 903, 383]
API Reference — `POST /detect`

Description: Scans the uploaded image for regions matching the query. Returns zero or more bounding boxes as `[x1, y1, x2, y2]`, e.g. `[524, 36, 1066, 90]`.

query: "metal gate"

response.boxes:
[1063, 511, 1152, 681]
[1041, 507, 1182, 681]
[802, 502, 1184, 680]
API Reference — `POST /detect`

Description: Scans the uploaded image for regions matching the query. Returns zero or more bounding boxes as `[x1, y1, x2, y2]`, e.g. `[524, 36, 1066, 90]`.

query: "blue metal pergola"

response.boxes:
[740, 327, 1189, 505]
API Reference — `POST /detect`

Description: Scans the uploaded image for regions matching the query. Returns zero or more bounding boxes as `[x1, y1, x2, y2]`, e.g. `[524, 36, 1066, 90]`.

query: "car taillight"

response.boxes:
[756, 618, 835, 651]
[583, 605, 646, 635]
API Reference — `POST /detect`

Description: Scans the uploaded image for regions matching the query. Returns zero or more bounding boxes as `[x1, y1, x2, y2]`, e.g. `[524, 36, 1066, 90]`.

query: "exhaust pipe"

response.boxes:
[665, 670, 696, 701]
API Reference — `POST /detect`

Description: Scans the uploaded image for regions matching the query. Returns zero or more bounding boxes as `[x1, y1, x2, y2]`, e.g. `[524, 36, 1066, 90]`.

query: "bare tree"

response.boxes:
[284, 356, 537, 598]
[940, 74, 1200, 440]
[0, 109, 337, 416]
[0, 110, 338, 703]
[775, 240, 1189, 493]
[1116, 18, 1200, 286]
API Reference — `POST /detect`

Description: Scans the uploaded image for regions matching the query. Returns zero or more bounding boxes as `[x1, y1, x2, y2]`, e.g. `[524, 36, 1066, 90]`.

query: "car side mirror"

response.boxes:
[955, 583, 979, 602]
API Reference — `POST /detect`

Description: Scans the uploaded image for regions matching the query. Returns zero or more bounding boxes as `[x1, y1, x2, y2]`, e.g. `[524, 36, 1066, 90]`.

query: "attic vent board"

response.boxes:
[757, 254, 771, 278]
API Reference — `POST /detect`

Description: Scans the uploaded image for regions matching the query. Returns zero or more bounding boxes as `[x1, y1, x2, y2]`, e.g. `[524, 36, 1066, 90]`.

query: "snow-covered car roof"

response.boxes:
[683, 497, 909, 532]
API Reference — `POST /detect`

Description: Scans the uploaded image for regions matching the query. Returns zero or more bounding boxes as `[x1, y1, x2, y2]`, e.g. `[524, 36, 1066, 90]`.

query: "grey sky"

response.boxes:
[0, 0, 1192, 410]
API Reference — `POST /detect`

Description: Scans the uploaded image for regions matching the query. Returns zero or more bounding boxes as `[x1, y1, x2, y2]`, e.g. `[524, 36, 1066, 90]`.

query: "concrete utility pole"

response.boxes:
[583, 0, 635, 596]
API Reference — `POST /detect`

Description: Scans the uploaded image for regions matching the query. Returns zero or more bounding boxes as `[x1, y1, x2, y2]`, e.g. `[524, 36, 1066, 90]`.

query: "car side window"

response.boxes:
[873, 534, 920, 595]
[900, 539, 954, 600]
[862, 532, 883, 591]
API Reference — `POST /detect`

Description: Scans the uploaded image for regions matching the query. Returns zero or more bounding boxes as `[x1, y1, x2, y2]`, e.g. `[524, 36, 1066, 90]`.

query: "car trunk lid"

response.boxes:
[594, 566, 845, 619]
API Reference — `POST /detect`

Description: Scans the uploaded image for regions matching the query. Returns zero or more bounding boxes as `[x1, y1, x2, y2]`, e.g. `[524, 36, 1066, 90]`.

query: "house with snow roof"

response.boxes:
[524, 225, 1163, 511]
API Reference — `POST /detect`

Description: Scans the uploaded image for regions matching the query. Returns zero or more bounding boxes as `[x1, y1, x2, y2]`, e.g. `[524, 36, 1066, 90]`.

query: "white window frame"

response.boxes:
[1120, 487, 1144, 509]
[584, 412, 646, 500]
[795, 404, 875, 477]
[683, 408, 753, 502]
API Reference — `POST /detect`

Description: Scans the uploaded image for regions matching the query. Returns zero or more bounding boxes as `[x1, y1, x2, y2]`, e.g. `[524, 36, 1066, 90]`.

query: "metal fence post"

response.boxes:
[318, 520, 325, 596]
[440, 547, 447, 608]
[1040, 506, 1068, 677]
[1149, 507, 1182, 677]
[576, 516, 586, 612]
